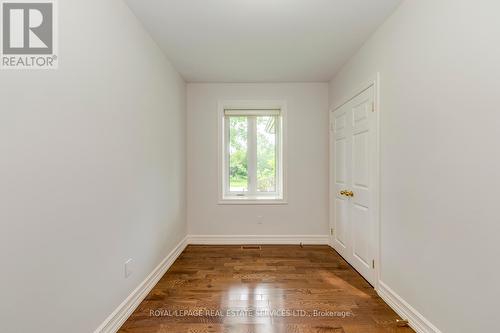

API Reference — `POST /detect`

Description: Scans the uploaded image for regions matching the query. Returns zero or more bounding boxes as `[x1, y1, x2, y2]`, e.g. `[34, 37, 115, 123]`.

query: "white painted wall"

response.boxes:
[0, 1, 186, 332]
[187, 83, 329, 236]
[329, 0, 500, 332]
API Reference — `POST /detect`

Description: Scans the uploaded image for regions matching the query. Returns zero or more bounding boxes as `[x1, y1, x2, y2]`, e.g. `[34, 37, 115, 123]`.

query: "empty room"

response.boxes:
[1, 0, 499, 332]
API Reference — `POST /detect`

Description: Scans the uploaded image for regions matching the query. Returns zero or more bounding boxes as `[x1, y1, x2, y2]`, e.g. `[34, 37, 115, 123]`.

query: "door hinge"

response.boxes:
[372, 259, 375, 269]
[371, 103, 375, 112]
[330, 228, 334, 236]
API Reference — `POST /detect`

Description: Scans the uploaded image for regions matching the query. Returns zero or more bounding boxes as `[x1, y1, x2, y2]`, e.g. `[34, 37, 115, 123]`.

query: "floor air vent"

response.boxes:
[241, 245, 261, 250]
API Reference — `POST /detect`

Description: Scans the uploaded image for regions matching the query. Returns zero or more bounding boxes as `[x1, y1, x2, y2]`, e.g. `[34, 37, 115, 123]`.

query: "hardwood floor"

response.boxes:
[119, 245, 413, 333]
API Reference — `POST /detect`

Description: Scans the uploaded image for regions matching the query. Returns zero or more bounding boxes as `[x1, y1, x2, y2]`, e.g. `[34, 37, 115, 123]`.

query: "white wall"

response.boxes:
[0, 1, 186, 332]
[187, 83, 329, 236]
[329, 0, 500, 332]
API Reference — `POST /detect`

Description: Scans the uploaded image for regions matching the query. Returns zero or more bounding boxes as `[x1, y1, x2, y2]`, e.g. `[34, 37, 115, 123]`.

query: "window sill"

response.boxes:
[219, 196, 287, 205]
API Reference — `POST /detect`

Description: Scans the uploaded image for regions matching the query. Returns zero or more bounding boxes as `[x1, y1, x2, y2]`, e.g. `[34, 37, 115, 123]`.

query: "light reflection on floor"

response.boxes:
[223, 284, 275, 326]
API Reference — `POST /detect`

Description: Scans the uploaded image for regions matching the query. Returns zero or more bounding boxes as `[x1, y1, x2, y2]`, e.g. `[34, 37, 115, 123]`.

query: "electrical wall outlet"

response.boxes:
[124, 258, 133, 278]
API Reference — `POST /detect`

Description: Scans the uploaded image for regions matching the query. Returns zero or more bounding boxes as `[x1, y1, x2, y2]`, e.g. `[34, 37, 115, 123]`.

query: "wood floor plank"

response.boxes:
[118, 245, 413, 333]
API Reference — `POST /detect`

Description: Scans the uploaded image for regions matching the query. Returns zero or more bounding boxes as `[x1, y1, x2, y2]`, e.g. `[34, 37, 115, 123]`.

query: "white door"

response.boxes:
[330, 86, 378, 286]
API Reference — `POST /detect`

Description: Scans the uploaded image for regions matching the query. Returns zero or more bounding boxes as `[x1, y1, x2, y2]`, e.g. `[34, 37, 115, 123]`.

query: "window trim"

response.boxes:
[218, 100, 287, 205]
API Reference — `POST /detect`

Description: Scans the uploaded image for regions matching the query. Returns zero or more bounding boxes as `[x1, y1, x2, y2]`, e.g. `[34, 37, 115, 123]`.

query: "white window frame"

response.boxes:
[218, 100, 287, 205]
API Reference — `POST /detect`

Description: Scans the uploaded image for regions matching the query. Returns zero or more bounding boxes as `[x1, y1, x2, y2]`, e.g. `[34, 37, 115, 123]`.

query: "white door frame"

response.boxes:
[329, 73, 381, 289]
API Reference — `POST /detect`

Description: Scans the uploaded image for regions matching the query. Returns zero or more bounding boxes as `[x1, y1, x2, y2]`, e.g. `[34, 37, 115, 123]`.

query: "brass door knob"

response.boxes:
[340, 190, 354, 197]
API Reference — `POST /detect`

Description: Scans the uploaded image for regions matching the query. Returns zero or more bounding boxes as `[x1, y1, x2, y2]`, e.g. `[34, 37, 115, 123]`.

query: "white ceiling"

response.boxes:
[124, 0, 402, 82]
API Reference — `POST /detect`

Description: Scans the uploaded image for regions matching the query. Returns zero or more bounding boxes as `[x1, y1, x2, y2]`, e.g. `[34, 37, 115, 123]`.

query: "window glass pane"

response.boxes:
[228, 116, 248, 192]
[256, 116, 277, 192]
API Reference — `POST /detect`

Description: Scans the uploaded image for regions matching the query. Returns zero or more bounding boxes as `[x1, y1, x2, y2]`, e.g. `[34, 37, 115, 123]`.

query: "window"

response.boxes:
[220, 102, 285, 203]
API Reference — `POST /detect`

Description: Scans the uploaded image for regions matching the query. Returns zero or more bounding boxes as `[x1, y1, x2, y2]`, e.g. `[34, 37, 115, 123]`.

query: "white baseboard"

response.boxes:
[94, 236, 188, 333]
[377, 281, 442, 333]
[187, 234, 330, 245]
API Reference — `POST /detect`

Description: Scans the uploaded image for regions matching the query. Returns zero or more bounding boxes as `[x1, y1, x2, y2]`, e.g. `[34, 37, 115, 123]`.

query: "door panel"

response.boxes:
[330, 85, 376, 286]
[353, 130, 369, 188]
[352, 203, 370, 267]
[335, 198, 348, 247]
[335, 139, 346, 183]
